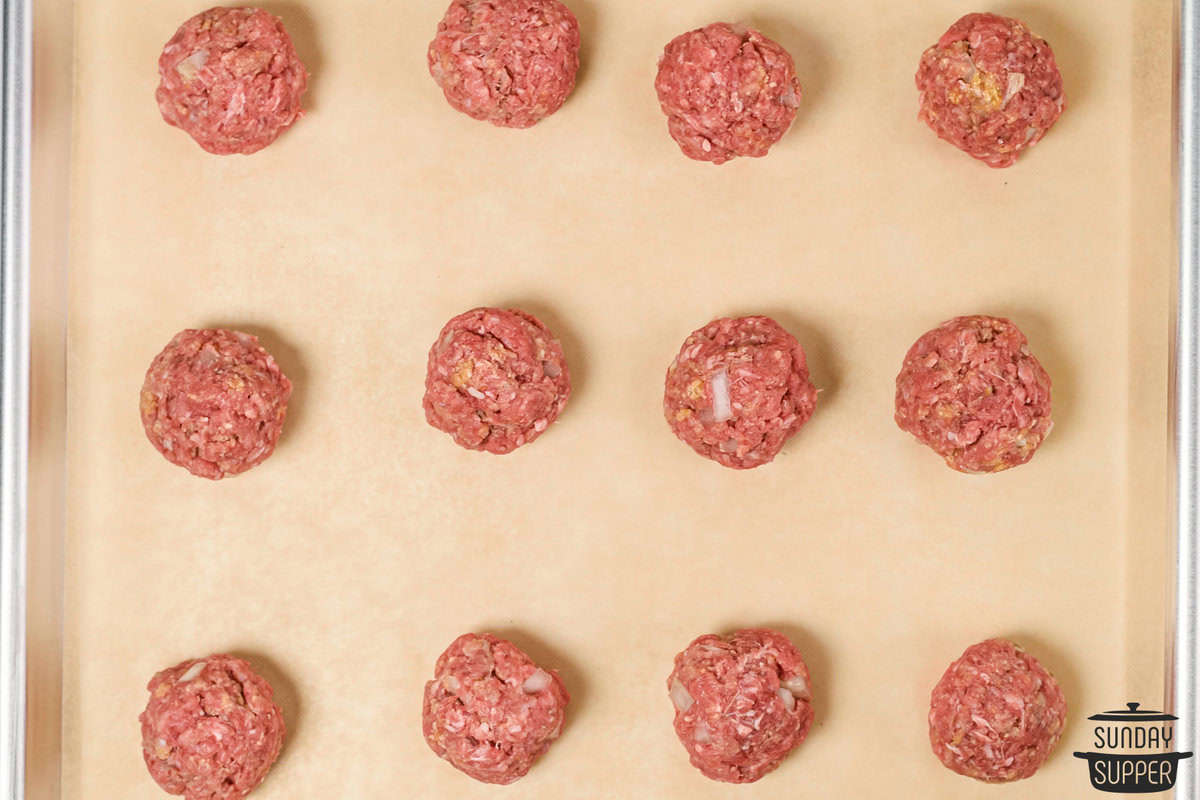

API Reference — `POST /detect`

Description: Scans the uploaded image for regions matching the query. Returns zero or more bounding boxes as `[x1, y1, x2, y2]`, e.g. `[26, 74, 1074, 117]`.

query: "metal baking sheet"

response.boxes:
[3, 0, 1197, 797]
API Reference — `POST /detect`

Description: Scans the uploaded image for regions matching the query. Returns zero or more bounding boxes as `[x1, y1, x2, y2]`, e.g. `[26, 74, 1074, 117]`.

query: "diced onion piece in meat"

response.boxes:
[782, 674, 810, 699]
[196, 345, 219, 367]
[1004, 72, 1026, 104]
[710, 368, 732, 423]
[466, 387, 485, 399]
[522, 669, 552, 693]
[542, 360, 561, 379]
[177, 50, 209, 81]
[694, 724, 711, 743]
[179, 661, 206, 683]
[670, 678, 695, 712]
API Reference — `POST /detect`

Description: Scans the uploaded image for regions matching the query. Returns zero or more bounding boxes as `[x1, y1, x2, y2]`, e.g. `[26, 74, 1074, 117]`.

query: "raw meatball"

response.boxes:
[916, 13, 1065, 168]
[894, 315, 1051, 473]
[655, 23, 801, 164]
[156, 7, 308, 155]
[929, 638, 1067, 782]
[423, 307, 570, 453]
[664, 316, 817, 469]
[423, 633, 570, 784]
[428, 0, 581, 128]
[140, 654, 285, 800]
[667, 628, 814, 783]
[140, 329, 292, 480]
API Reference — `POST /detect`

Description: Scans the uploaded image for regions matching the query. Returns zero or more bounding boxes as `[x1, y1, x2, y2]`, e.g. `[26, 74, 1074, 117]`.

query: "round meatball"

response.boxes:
[423, 307, 570, 453]
[156, 7, 308, 155]
[140, 654, 286, 800]
[655, 23, 801, 164]
[140, 329, 292, 480]
[667, 629, 814, 783]
[929, 638, 1067, 782]
[664, 316, 817, 469]
[916, 13, 1065, 168]
[894, 315, 1052, 473]
[428, 0, 581, 128]
[423, 633, 570, 784]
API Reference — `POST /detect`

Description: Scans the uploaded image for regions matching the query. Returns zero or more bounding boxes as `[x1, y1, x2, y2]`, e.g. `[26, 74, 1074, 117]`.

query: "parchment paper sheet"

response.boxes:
[59, 0, 1174, 797]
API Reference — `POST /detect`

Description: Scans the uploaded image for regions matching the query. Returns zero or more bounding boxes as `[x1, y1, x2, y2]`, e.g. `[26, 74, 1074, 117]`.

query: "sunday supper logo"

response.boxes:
[1073, 703, 1192, 793]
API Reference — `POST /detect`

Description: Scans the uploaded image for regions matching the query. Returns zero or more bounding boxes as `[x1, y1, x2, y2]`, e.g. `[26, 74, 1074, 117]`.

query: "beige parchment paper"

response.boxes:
[59, 0, 1175, 797]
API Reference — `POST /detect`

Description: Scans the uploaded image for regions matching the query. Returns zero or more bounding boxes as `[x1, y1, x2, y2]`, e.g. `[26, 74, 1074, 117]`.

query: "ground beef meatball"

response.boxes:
[423, 633, 570, 784]
[140, 329, 292, 480]
[929, 638, 1067, 782]
[156, 7, 308, 155]
[140, 654, 286, 800]
[667, 629, 814, 783]
[894, 315, 1052, 473]
[916, 13, 1065, 168]
[423, 307, 570, 453]
[655, 23, 802, 164]
[428, 0, 581, 128]
[664, 316, 817, 469]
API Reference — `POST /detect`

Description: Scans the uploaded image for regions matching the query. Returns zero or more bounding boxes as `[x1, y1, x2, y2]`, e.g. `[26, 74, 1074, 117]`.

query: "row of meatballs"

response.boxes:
[139, 311, 1053, 478]
[139, 632, 1066, 798]
[156, 5, 1065, 167]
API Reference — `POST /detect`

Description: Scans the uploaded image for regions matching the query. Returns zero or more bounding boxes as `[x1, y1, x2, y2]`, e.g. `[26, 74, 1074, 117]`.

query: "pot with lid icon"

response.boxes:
[1074, 703, 1192, 793]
